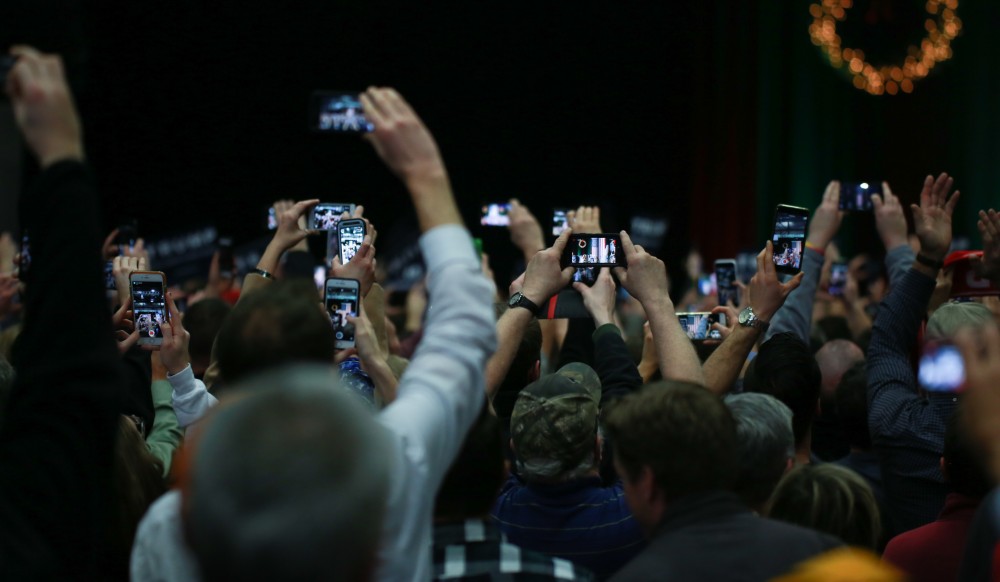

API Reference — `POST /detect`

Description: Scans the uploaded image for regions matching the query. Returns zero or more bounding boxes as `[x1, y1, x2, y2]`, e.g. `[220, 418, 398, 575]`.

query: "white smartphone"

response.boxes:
[312, 202, 356, 231]
[338, 218, 367, 264]
[325, 278, 360, 349]
[130, 271, 168, 347]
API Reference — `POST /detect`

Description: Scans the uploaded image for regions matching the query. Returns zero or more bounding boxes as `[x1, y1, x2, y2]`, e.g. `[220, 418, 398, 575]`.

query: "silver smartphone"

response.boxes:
[325, 278, 360, 349]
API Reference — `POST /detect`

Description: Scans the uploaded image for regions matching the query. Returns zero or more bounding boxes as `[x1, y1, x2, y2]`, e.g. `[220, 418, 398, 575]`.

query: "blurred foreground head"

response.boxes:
[183, 366, 392, 582]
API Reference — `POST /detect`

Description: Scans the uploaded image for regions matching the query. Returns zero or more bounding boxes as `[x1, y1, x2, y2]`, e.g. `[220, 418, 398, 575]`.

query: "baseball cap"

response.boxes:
[926, 301, 993, 342]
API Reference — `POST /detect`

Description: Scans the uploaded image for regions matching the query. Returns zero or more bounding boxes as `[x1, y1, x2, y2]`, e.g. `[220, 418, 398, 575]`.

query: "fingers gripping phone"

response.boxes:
[829, 262, 848, 296]
[326, 278, 360, 349]
[130, 271, 168, 347]
[771, 205, 810, 275]
[561, 234, 624, 268]
[312, 203, 356, 231]
[714, 259, 738, 307]
[677, 312, 726, 341]
[338, 219, 366, 264]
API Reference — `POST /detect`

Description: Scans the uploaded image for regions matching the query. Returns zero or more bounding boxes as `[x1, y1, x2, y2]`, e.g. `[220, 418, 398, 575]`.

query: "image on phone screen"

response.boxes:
[918, 344, 965, 392]
[312, 203, 354, 231]
[715, 260, 738, 306]
[565, 234, 621, 267]
[829, 262, 848, 296]
[313, 266, 327, 290]
[552, 208, 570, 236]
[105, 261, 117, 290]
[310, 92, 374, 133]
[267, 208, 278, 230]
[132, 280, 166, 340]
[339, 221, 366, 263]
[325, 282, 359, 346]
[772, 205, 809, 274]
[573, 267, 597, 286]
[481, 203, 511, 227]
[697, 274, 716, 297]
[677, 312, 725, 341]
[840, 182, 880, 212]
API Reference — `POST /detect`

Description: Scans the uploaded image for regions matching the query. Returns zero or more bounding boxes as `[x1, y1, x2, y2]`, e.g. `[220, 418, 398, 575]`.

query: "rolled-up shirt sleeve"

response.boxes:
[168, 365, 217, 429]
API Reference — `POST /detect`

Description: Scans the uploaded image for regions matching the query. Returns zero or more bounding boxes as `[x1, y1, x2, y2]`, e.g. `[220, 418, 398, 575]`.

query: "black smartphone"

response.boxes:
[338, 219, 366, 263]
[715, 259, 738, 307]
[312, 203, 355, 231]
[828, 262, 848, 297]
[839, 182, 880, 212]
[325, 278, 360, 349]
[0, 55, 17, 87]
[480, 203, 511, 227]
[677, 312, 726, 341]
[552, 208, 570, 236]
[309, 92, 374, 133]
[918, 343, 965, 392]
[218, 236, 235, 277]
[130, 271, 168, 348]
[562, 234, 623, 268]
[117, 220, 138, 254]
[771, 205, 810, 275]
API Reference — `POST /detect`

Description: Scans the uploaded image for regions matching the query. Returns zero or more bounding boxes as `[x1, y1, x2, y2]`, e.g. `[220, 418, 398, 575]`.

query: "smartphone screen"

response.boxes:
[131, 273, 167, 346]
[105, 261, 117, 290]
[677, 312, 725, 341]
[313, 265, 327, 290]
[312, 203, 355, 231]
[480, 203, 511, 227]
[325, 279, 360, 348]
[918, 343, 965, 392]
[829, 262, 848, 296]
[338, 219, 366, 263]
[552, 208, 570, 236]
[573, 267, 597, 286]
[310, 92, 374, 133]
[563, 234, 623, 268]
[267, 208, 278, 230]
[715, 259, 738, 306]
[772, 205, 810, 274]
[839, 182, 880, 212]
[697, 274, 716, 297]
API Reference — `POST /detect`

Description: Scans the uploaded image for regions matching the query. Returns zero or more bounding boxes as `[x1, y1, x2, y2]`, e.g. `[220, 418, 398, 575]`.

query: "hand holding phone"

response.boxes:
[561, 234, 623, 268]
[840, 182, 880, 212]
[338, 219, 367, 264]
[326, 278, 361, 349]
[130, 271, 168, 347]
[714, 259, 738, 307]
[310, 92, 374, 133]
[828, 262, 848, 297]
[771, 205, 810, 274]
[677, 312, 726, 341]
[312, 203, 356, 231]
[481, 203, 511, 227]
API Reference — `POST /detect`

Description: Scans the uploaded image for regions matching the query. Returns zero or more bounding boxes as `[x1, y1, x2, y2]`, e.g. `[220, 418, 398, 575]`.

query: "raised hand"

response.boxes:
[704, 304, 738, 346]
[331, 231, 377, 297]
[112, 296, 139, 354]
[156, 294, 190, 375]
[573, 267, 616, 327]
[274, 199, 320, 251]
[911, 173, 960, 262]
[613, 231, 669, 306]
[976, 209, 1000, 280]
[568, 205, 603, 234]
[113, 255, 147, 307]
[508, 199, 545, 258]
[871, 182, 909, 251]
[520, 229, 575, 305]
[806, 181, 845, 250]
[361, 88, 446, 183]
[749, 241, 804, 322]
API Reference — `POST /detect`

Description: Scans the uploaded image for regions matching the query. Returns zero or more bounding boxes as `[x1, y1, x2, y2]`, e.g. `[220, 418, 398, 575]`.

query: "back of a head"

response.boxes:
[215, 281, 335, 386]
[814, 339, 865, 401]
[724, 393, 794, 510]
[435, 403, 505, 520]
[183, 298, 232, 367]
[491, 304, 541, 419]
[835, 361, 871, 451]
[744, 332, 822, 447]
[605, 381, 738, 502]
[943, 406, 994, 498]
[767, 464, 881, 550]
[184, 366, 392, 582]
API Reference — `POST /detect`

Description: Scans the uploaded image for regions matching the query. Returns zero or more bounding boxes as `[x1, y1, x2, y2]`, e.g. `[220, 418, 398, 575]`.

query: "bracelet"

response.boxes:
[804, 241, 826, 256]
[916, 253, 944, 270]
[253, 267, 273, 279]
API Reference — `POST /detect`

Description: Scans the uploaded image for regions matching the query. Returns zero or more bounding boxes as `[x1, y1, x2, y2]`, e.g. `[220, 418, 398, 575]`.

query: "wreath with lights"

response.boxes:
[808, 0, 962, 95]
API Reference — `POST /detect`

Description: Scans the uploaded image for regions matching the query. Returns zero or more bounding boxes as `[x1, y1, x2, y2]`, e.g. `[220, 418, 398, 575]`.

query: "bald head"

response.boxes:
[815, 340, 865, 401]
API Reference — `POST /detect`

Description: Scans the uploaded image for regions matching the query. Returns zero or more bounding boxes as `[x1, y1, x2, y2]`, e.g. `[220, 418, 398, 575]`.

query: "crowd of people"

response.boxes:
[3, 46, 1000, 582]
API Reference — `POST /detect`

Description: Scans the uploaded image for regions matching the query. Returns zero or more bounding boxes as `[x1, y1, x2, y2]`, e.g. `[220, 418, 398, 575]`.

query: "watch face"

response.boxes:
[508, 292, 522, 308]
[739, 308, 752, 325]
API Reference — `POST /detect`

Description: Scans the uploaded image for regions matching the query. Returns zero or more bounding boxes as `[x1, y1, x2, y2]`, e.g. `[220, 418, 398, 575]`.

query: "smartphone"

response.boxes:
[309, 91, 374, 133]
[217, 236, 235, 276]
[573, 267, 597, 286]
[771, 205, 810, 275]
[313, 265, 327, 291]
[829, 262, 848, 297]
[480, 203, 511, 227]
[839, 182, 880, 212]
[117, 220, 138, 254]
[715, 259, 738, 307]
[267, 208, 278, 230]
[552, 208, 570, 236]
[677, 312, 726, 341]
[918, 343, 965, 392]
[312, 203, 355, 231]
[697, 274, 716, 297]
[130, 271, 168, 347]
[105, 261, 117, 290]
[562, 234, 623, 268]
[338, 219, 366, 263]
[325, 278, 360, 349]
[736, 252, 757, 284]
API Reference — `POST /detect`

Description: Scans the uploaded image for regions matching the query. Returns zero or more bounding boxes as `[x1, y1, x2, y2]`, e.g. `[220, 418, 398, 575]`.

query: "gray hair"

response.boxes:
[724, 393, 794, 510]
[184, 365, 392, 582]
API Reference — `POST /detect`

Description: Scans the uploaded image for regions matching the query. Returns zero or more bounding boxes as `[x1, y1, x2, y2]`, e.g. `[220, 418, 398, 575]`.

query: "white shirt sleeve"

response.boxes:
[375, 224, 498, 582]
[168, 365, 218, 429]
[130, 490, 202, 582]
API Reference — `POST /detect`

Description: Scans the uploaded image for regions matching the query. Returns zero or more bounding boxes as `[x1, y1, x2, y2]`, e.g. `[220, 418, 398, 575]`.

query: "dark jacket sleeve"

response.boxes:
[593, 324, 642, 405]
[120, 346, 155, 430]
[0, 161, 123, 579]
[556, 317, 596, 369]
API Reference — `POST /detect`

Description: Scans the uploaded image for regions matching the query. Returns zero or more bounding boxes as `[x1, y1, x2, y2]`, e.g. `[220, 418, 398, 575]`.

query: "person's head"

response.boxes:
[215, 281, 335, 387]
[605, 381, 738, 532]
[724, 393, 794, 512]
[182, 298, 231, 376]
[184, 366, 392, 582]
[744, 332, 822, 449]
[814, 339, 865, 404]
[767, 464, 881, 550]
[926, 301, 994, 342]
[835, 361, 870, 451]
[942, 405, 994, 498]
[434, 403, 506, 521]
[510, 363, 602, 483]
[491, 303, 541, 419]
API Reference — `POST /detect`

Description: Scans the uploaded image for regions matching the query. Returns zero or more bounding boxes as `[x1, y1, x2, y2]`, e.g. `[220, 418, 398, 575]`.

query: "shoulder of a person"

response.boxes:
[755, 516, 844, 549]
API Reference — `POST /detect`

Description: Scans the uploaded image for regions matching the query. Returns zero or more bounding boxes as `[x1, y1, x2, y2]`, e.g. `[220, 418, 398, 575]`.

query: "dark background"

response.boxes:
[3, 0, 1000, 291]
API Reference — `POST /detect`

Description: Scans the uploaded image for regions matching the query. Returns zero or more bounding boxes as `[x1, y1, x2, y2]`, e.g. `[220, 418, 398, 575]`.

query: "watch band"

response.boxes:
[509, 292, 540, 314]
[916, 253, 944, 270]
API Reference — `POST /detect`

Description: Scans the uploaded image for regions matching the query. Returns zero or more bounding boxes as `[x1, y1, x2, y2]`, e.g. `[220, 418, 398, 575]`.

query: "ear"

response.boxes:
[529, 360, 541, 382]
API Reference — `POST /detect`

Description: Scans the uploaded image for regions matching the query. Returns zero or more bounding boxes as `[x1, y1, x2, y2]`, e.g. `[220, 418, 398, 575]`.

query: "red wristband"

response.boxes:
[805, 241, 826, 256]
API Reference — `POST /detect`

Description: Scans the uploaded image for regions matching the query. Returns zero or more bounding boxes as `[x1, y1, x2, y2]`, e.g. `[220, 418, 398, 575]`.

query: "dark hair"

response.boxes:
[183, 298, 231, 367]
[815, 316, 852, 344]
[744, 332, 821, 447]
[767, 464, 881, 550]
[490, 304, 541, 419]
[435, 403, 506, 519]
[944, 406, 994, 498]
[110, 416, 166, 576]
[605, 381, 737, 501]
[835, 361, 870, 450]
[215, 281, 334, 386]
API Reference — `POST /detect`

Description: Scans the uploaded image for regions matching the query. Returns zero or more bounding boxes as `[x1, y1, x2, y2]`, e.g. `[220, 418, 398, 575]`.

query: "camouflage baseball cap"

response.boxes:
[510, 363, 602, 476]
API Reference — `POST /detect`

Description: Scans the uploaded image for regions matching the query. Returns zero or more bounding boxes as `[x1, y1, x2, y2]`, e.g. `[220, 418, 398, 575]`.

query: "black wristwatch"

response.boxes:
[508, 291, 540, 314]
[738, 306, 770, 332]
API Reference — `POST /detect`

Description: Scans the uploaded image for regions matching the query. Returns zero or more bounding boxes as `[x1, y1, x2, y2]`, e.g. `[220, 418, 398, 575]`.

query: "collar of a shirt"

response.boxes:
[937, 492, 983, 522]
[651, 489, 750, 537]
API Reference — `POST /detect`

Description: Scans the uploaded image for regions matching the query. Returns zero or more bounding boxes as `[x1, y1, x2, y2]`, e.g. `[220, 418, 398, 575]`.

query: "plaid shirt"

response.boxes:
[433, 519, 595, 581]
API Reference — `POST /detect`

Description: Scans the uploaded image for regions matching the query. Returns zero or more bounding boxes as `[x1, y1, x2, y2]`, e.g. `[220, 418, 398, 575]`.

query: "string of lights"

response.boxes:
[808, 0, 962, 96]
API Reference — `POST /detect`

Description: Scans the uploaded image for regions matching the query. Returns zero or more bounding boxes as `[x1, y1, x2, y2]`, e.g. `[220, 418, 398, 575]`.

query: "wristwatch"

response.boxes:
[738, 306, 770, 332]
[508, 291, 540, 314]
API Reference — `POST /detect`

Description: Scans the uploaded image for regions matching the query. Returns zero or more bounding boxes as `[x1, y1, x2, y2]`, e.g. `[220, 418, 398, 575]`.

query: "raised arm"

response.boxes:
[873, 182, 916, 287]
